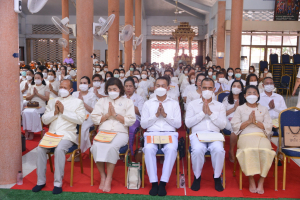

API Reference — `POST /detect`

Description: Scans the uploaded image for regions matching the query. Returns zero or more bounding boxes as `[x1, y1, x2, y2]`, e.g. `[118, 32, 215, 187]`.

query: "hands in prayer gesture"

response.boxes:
[94, 88, 99, 96]
[33, 87, 39, 95]
[234, 99, 239, 110]
[218, 85, 223, 93]
[107, 102, 116, 117]
[54, 100, 64, 115]
[25, 83, 29, 91]
[248, 111, 256, 124]
[49, 83, 53, 92]
[78, 92, 83, 100]
[203, 99, 212, 115]
[269, 99, 275, 109]
[156, 103, 167, 118]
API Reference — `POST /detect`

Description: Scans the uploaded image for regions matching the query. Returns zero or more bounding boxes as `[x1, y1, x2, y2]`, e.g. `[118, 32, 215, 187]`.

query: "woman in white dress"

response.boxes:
[72, 76, 97, 155]
[186, 73, 206, 109]
[20, 69, 35, 106]
[139, 70, 154, 98]
[133, 69, 141, 80]
[293, 67, 300, 105]
[181, 72, 195, 96]
[104, 71, 113, 83]
[91, 78, 136, 192]
[119, 69, 126, 85]
[246, 66, 259, 78]
[46, 70, 59, 100]
[125, 64, 135, 78]
[246, 74, 264, 94]
[207, 67, 214, 79]
[89, 74, 106, 99]
[94, 64, 102, 76]
[113, 69, 120, 79]
[22, 72, 50, 140]
[147, 68, 155, 83]
[58, 66, 70, 81]
[124, 77, 145, 155]
[132, 76, 147, 101]
[222, 80, 245, 162]
[226, 67, 235, 82]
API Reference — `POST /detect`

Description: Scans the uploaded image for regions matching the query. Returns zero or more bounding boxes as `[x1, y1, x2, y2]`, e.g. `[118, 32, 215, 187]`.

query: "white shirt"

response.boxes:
[258, 92, 287, 119]
[27, 84, 50, 107]
[169, 81, 180, 97]
[179, 74, 188, 85]
[42, 95, 86, 144]
[119, 77, 126, 85]
[215, 82, 230, 92]
[182, 85, 197, 98]
[125, 92, 144, 121]
[136, 87, 147, 101]
[46, 80, 60, 99]
[171, 77, 179, 85]
[88, 82, 106, 100]
[185, 98, 227, 134]
[139, 79, 154, 97]
[91, 96, 136, 134]
[186, 90, 201, 110]
[141, 96, 182, 132]
[180, 79, 190, 93]
[20, 80, 32, 96]
[228, 79, 246, 87]
[297, 68, 300, 78]
[72, 91, 97, 114]
[174, 68, 183, 77]
[222, 96, 237, 119]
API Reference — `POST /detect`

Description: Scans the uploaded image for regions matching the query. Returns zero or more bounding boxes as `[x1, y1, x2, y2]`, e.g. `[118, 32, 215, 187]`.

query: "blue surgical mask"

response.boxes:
[21, 71, 26, 76]
[130, 68, 134, 71]
[212, 75, 216, 80]
[235, 73, 241, 78]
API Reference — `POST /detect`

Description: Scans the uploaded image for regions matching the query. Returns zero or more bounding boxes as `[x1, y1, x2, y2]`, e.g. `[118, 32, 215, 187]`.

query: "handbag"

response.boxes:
[284, 126, 300, 147]
[127, 162, 141, 190]
[134, 147, 143, 163]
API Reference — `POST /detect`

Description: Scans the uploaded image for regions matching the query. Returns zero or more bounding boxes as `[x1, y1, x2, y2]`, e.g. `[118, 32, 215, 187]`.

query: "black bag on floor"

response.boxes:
[21, 134, 26, 152]
[178, 137, 185, 159]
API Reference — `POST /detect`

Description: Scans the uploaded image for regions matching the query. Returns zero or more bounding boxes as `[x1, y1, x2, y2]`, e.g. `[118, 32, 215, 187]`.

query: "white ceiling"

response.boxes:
[21, 0, 214, 17]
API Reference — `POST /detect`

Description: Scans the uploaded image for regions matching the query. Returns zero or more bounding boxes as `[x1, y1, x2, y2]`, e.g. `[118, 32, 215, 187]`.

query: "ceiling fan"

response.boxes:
[174, 0, 184, 14]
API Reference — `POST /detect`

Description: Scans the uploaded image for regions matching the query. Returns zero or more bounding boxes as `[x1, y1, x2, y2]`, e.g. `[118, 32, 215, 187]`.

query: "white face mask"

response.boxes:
[264, 71, 268, 74]
[219, 78, 225, 83]
[104, 68, 108, 72]
[141, 74, 147, 79]
[135, 75, 141, 79]
[26, 76, 32, 80]
[79, 84, 89, 91]
[184, 71, 188, 74]
[151, 72, 155, 75]
[93, 81, 101, 88]
[250, 81, 258, 86]
[264, 84, 274, 93]
[119, 67, 123, 70]
[190, 79, 195, 84]
[228, 72, 233, 76]
[246, 95, 258, 104]
[96, 68, 100, 72]
[53, 68, 57, 71]
[106, 77, 111, 80]
[67, 67, 72, 71]
[120, 73, 125, 78]
[50, 65, 53, 68]
[135, 83, 139, 88]
[48, 75, 54, 81]
[68, 55, 71, 58]
[250, 70, 253, 73]
[42, 73, 48, 78]
[100, 64, 104, 67]
[155, 87, 167, 97]
[202, 90, 213, 100]
[232, 87, 242, 95]
[148, 72, 151, 76]
[208, 72, 213, 76]
[59, 88, 71, 98]
[108, 91, 119, 100]
[35, 79, 42, 85]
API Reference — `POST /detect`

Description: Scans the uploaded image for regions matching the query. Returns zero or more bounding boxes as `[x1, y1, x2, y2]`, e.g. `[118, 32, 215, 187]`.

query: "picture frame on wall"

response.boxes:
[274, 0, 300, 21]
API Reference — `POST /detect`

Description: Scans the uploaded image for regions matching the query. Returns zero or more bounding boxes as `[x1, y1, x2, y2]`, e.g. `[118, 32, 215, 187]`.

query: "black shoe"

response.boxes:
[191, 176, 201, 191]
[214, 176, 224, 192]
[32, 184, 46, 192]
[52, 186, 62, 194]
[149, 182, 159, 196]
[158, 181, 167, 196]
[278, 160, 282, 166]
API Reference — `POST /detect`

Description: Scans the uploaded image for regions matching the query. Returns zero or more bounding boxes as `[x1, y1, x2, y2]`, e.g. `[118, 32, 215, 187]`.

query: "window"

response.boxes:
[242, 35, 251, 45]
[267, 36, 282, 46]
[283, 36, 297, 46]
[252, 35, 266, 45]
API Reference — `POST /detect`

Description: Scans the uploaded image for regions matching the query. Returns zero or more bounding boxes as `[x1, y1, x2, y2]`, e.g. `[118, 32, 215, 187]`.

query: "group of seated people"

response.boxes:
[18, 60, 299, 196]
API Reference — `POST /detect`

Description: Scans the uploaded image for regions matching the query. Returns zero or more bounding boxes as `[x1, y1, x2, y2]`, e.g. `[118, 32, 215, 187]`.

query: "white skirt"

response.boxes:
[80, 116, 94, 153]
[22, 107, 46, 132]
[91, 132, 128, 164]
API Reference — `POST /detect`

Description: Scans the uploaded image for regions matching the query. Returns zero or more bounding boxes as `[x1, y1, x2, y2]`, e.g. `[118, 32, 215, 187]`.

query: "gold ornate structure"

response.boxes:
[172, 22, 195, 66]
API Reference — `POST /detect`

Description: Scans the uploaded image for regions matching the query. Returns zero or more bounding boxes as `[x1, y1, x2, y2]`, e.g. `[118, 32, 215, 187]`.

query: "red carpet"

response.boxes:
[13, 126, 300, 198]
[21, 127, 47, 156]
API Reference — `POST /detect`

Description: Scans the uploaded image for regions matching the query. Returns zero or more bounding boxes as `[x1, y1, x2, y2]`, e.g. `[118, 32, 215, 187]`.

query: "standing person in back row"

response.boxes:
[141, 76, 181, 196]
[185, 78, 226, 192]
[63, 53, 74, 65]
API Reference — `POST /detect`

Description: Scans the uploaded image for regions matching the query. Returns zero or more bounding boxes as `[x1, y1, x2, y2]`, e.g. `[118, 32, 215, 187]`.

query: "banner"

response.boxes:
[274, 0, 300, 21]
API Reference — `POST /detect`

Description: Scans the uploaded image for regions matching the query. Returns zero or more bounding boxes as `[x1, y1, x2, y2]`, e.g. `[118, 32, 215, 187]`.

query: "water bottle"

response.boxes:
[17, 171, 23, 185]
[179, 174, 185, 188]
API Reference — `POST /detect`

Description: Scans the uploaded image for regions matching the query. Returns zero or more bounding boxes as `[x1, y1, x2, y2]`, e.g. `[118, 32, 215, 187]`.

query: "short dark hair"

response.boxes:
[235, 68, 241, 72]
[120, 69, 125, 74]
[80, 76, 91, 84]
[216, 71, 224, 77]
[48, 70, 56, 76]
[244, 85, 260, 102]
[113, 69, 120, 74]
[155, 76, 170, 86]
[92, 74, 103, 81]
[201, 77, 215, 87]
[32, 72, 46, 85]
[263, 77, 273, 83]
[104, 77, 125, 96]
[164, 69, 173, 76]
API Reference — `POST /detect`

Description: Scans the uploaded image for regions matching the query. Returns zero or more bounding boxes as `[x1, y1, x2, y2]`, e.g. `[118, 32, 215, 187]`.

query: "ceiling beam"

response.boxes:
[163, 0, 205, 19]
[176, 0, 211, 14]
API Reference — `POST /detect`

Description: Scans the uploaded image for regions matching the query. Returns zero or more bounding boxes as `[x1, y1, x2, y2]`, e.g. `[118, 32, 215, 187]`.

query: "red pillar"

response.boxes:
[124, 0, 133, 71]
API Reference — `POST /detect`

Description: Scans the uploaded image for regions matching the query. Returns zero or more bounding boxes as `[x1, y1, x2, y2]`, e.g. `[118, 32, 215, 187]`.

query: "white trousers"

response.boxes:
[80, 116, 94, 153]
[190, 134, 225, 179]
[143, 132, 178, 183]
[36, 139, 73, 187]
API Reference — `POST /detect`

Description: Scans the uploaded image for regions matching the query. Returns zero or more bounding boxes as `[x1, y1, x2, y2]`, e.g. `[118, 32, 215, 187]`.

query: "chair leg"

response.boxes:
[275, 155, 278, 191]
[223, 158, 226, 189]
[283, 154, 287, 190]
[188, 151, 191, 188]
[233, 158, 237, 177]
[125, 150, 130, 187]
[239, 165, 242, 190]
[91, 153, 94, 186]
[70, 153, 75, 187]
[288, 157, 290, 163]
[142, 153, 145, 188]
[48, 154, 54, 173]
[177, 152, 180, 188]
